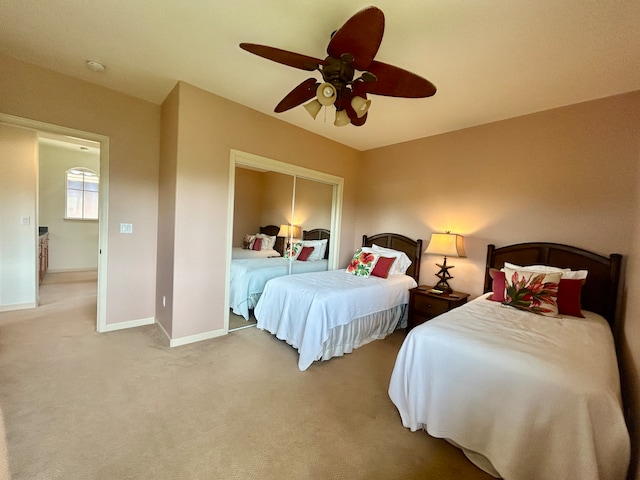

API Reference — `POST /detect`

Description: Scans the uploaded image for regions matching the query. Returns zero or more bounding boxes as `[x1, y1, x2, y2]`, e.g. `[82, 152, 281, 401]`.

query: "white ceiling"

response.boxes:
[1, 1, 639, 151]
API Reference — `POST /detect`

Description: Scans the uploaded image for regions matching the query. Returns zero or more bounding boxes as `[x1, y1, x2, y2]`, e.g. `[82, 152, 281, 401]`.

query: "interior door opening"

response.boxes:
[0, 113, 109, 332]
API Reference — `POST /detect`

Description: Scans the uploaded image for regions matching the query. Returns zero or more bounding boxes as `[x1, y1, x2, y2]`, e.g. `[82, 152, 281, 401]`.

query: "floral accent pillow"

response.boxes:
[503, 267, 561, 317]
[284, 241, 303, 259]
[346, 248, 380, 277]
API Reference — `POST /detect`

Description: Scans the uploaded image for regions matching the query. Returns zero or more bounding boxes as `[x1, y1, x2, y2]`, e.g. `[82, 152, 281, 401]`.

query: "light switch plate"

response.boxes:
[120, 223, 133, 234]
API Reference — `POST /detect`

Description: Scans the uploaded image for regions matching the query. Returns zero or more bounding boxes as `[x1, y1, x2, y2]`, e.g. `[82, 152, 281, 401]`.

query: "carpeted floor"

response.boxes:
[0, 271, 494, 479]
[229, 311, 257, 331]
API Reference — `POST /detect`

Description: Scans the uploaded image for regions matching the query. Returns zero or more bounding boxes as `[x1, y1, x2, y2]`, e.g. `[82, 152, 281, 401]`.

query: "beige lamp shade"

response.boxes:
[279, 224, 302, 239]
[303, 99, 322, 119]
[316, 82, 337, 106]
[424, 233, 466, 258]
[334, 109, 351, 127]
[351, 96, 371, 118]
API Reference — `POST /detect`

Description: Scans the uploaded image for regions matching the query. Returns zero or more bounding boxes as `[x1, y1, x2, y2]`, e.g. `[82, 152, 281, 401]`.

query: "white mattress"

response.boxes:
[229, 257, 328, 320]
[255, 269, 417, 370]
[388, 294, 630, 480]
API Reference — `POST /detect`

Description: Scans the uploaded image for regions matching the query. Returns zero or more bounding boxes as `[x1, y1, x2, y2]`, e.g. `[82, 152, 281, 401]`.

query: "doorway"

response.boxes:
[0, 113, 109, 331]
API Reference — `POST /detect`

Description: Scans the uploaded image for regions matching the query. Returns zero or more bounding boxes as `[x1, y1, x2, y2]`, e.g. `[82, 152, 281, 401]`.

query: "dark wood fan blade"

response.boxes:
[240, 43, 327, 71]
[274, 78, 320, 113]
[363, 60, 437, 98]
[327, 6, 384, 71]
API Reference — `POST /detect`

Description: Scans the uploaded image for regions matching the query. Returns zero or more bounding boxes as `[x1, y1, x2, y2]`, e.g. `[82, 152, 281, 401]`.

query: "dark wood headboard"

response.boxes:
[362, 233, 423, 283]
[303, 229, 331, 259]
[260, 225, 283, 255]
[483, 242, 622, 328]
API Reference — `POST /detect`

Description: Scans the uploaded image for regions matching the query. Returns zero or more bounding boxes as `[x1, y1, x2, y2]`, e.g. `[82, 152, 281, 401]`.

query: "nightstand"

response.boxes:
[407, 286, 470, 330]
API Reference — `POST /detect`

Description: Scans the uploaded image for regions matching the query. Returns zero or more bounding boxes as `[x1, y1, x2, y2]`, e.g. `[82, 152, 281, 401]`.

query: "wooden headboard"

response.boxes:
[362, 233, 423, 283]
[260, 225, 283, 255]
[303, 229, 331, 259]
[483, 242, 622, 328]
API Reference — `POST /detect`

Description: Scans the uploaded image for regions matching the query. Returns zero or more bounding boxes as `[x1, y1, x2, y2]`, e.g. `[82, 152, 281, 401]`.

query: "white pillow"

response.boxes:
[503, 262, 588, 280]
[302, 239, 328, 261]
[369, 244, 412, 275]
[255, 234, 276, 250]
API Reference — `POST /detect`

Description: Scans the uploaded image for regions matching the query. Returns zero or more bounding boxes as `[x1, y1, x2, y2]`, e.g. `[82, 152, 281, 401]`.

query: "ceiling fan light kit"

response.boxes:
[240, 6, 436, 127]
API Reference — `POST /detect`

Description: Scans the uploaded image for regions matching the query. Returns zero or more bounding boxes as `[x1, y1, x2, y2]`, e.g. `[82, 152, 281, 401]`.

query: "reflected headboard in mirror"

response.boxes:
[260, 225, 283, 255]
[303, 229, 331, 260]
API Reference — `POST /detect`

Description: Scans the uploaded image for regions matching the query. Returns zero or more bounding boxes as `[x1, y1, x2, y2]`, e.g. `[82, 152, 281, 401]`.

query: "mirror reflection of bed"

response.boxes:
[229, 226, 330, 330]
[230, 164, 333, 332]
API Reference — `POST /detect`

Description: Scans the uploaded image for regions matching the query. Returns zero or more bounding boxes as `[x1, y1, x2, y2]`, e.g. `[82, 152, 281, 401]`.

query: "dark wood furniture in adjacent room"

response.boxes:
[407, 286, 469, 330]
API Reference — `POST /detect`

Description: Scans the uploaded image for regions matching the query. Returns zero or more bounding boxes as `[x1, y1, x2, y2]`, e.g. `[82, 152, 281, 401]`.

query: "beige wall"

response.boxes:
[233, 170, 333, 247]
[0, 53, 160, 325]
[160, 81, 361, 340]
[359, 90, 640, 480]
[3, 52, 640, 479]
[233, 167, 266, 246]
[38, 142, 99, 271]
[258, 171, 293, 236]
[0, 124, 38, 309]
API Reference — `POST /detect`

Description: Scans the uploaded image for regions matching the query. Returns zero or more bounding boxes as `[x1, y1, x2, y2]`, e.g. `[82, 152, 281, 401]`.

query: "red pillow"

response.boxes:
[371, 256, 396, 278]
[297, 246, 314, 261]
[252, 237, 262, 251]
[488, 268, 506, 302]
[557, 278, 585, 318]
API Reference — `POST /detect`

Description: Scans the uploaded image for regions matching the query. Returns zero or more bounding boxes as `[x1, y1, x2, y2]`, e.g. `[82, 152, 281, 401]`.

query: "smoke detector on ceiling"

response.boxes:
[86, 59, 105, 73]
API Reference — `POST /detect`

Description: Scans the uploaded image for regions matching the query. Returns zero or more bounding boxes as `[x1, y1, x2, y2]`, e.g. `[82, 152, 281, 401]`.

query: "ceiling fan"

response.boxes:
[240, 6, 436, 127]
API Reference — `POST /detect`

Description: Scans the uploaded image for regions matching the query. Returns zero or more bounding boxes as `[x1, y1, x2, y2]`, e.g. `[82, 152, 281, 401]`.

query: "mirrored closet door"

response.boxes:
[227, 150, 343, 331]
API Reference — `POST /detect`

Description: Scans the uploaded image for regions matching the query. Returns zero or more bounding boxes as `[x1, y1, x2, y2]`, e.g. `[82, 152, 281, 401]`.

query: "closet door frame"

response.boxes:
[225, 149, 344, 331]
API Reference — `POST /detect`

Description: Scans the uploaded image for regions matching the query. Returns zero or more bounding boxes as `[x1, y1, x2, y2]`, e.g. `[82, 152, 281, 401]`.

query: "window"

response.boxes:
[65, 168, 99, 220]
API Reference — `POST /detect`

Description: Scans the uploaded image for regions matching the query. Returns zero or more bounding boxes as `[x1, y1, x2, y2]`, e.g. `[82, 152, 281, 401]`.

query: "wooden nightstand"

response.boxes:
[407, 286, 470, 330]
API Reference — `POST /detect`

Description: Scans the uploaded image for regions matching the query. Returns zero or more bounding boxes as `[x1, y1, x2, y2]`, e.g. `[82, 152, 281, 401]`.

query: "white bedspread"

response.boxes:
[231, 247, 280, 259]
[229, 258, 328, 320]
[388, 294, 630, 480]
[255, 269, 417, 370]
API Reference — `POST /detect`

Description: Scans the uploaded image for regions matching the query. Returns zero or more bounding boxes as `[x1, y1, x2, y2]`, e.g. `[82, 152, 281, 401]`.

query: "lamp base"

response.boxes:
[433, 256, 455, 294]
[433, 279, 453, 294]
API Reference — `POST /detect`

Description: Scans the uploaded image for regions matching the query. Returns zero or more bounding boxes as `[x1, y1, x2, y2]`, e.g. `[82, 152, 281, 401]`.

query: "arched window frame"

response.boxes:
[65, 167, 99, 220]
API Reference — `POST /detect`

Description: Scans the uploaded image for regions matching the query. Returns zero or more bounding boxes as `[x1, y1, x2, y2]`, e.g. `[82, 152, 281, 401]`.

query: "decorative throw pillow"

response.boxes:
[346, 248, 380, 277]
[302, 239, 328, 261]
[370, 244, 412, 275]
[284, 241, 302, 259]
[296, 246, 315, 262]
[252, 237, 262, 251]
[488, 268, 506, 302]
[371, 256, 396, 279]
[503, 267, 561, 317]
[557, 278, 586, 318]
[243, 234, 256, 249]
[255, 234, 276, 250]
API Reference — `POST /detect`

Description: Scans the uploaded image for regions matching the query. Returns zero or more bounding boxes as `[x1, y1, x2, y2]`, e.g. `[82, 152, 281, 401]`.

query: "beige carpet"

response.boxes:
[229, 311, 257, 331]
[0, 271, 494, 480]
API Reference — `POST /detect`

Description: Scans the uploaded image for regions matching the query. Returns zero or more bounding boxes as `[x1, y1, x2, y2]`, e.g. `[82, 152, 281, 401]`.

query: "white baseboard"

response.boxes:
[102, 316, 155, 332]
[0, 302, 37, 312]
[154, 320, 226, 348]
[47, 267, 98, 273]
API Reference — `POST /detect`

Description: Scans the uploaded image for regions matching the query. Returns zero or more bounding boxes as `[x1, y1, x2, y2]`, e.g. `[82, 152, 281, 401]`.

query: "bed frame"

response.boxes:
[483, 242, 622, 329]
[362, 233, 423, 282]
